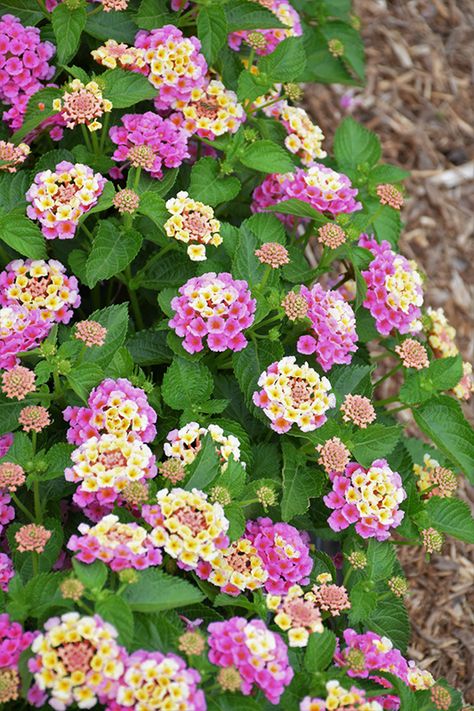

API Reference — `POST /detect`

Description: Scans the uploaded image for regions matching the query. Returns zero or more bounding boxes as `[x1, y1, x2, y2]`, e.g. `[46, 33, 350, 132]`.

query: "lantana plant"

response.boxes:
[0, 0, 472, 709]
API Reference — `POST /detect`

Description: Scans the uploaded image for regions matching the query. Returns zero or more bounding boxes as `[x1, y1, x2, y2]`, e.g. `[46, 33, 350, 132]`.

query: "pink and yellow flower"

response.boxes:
[199, 537, 268, 595]
[164, 422, 243, 467]
[228, 0, 302, 56]
[53, 79, 112, 132]
[266, 584, 323, 647]
[0, 305, 51, 370]
[172, 80, 245, 139]
[91, 39, 146, 71]
[164, 191, 222, 261]
[300, 680, 384, 711]
[253, 356, 336, 433]
[0, 141, 30, 172]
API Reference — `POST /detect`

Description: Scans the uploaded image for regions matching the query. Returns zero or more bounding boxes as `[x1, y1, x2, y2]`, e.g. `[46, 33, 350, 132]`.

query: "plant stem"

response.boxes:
[11, 494, 35, 522]
[133, 166, 142, 191]
[373, 363, 402, 388]
[32, 553, 39, 576]
[373, 394, 399, 407]
[80, 124, 93, 153]
[90, 129, 100, 157]
[125, 265, 145, 331]
[80, 222, 94, 242]
[33, 481, 42, 523]
[99, 112, 110, 152]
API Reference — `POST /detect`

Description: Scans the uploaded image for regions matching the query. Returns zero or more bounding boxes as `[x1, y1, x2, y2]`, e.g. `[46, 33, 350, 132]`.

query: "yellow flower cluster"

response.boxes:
[30, 612, 124, 710]
[4, 259, 78, 320]
[91, 39, 146, 70]
[267, 584, 324, 647]
[53, 80, 112, 132]
[406, 663, 435, 691]
[243, 624, 276, 661]
[149, 487, 229, 568]
[67, 433, 154, 493]
[425, 307, 458, 357]
[208, 538, 268, 593]
[164, 422, 243, 467]
[385, 256, 423, 326]
[176, 80, 245, 137]
[31, 164, 103, 224]
[79, 514, 149, 554]
[346, 463, 405, 526]
[164, 191, 222, 261]
[280, 103, 326, 165]
[323, 680, 382, 710]
[116, 655, 196, 709]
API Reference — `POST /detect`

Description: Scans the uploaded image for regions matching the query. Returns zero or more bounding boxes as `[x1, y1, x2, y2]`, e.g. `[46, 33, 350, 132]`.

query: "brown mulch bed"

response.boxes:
[306, 0, 474, 700]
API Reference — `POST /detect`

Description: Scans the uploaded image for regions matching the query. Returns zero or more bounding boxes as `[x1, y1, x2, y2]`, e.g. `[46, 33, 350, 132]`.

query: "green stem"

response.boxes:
[80, 222, 94, 242]
[90, 129, 101, 157]
[11, 494, 35, 523]
[373, 394, 399, 407]
[248, 96, 283, 115]
[87, 4, 103, 16]
[99, 112, 110, 152]
[80, 124, 93, 153]
[259, 265, 272, 291]
[373, 363, 402, 388]
[125, 265, 145, 331]
[387, 404, 411, 414]
[32, 553, 39, 577]
[133, 167, 142, 191]
[33, 481, 42, 523]
[342, 568, 352, 587]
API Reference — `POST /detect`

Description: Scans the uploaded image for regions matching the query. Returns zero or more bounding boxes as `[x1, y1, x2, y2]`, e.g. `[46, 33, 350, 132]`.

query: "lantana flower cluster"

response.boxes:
[426, 307, 473, 401]
[53, 79, 112, 132]
[208, 617, 294, 704]
[360, 234, 424, 336]
[266, 584, 324, 647]
[324, 460, 406, 540]
[0, 141, 30, 173]
[300, 680, 384, 711]
[172, 81, 246, 139]
[163, 421, 243, 468]
[297, 284, 358, 371]
[63, 378, 157, 446]
[0, 614, 36, 704]
[228, 0, 302, 55]
[413, 454, 457, 499]
[199, 536, 268, 595]
[265, 100, 326, 165]
[0, 305, 51, 370]
[164, 191, 222, 261]
[26, 162, 106, 240]
[68, 514, 162, 571]
[91, 39, 146, 71]
[253, 356, 336, 433]
[109, 111, 189, 179]
[0, 259, 80, 324]
[169, 272, 256, 353]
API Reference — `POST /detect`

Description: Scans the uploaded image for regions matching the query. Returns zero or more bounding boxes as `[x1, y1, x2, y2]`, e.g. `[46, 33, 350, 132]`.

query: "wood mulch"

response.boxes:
[305, 0, 473, 700]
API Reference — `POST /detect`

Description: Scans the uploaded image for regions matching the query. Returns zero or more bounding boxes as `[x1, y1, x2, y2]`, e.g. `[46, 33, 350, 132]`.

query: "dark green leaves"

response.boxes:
[351, 424, 401, 466]
[239, 140, 295, 173]
[304, 628, 336, 671]
[185, 435, 221, 491]
[51, 4, 87, 65]
[188, 158, 241, 207]
[197, 6, 228, 65]
[334, 116, 381, 168]
[281, 441, 322, 521]
[135, 0, 173, 29]
[413, 396, 474, 484]
[86, 222, 142, 287]
[225, 0, 284, 31]
[232, 339, 283, 411]
[11, 87, 62, 142]
[0, 214, 46, 259]
[72, 559, 108, 591]
[83, 303, 129, 368]
[399, 355, 463, 405]
[102, 69, 157, 108]
[425, 497, 474, 544]
[368, 596, 410, 652]
[123, 569, 204, 611]
[260, 37, 307, 83]
[162, 358, 214, 410]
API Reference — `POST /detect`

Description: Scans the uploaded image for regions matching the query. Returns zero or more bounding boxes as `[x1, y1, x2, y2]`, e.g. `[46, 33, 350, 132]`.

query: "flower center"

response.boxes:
[290, 378, 313, 405]
[182, 211, 211, 238]
[98, 449, 127, 468]
[57, 641, 95, 674]
[173, 505, 207, 535]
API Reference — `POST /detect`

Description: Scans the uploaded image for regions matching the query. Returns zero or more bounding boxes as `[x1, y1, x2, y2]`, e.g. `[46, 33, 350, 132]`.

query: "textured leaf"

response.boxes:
[0, 214, 46, 259]
[126, 329, 172, 366]
[281, 441, 322, 521]
[72, 559, 108, 591]
[67, 364, 104, 402]
[137, 192, 168, 230]
[413, 396, 474, 484]
[349, 580, 377, 623]
[189, 158, 241, 207]
[132, 250, 194, 289]
[135, 0, 173, 29]
[225, 0, 284, 30]
[399, 356, 463, 405]
[0, 172, 30, 213]
[85, 10, 137, 42]
[260, 37, 307, 82]
[197, 6, 228, 64]
[83, 303, 129, 367]
[368, 596, 410, 653]
[123, 569, 204, 611]
[11, 87, 62, 142]
[102, 69, 157, 108]
[52, 4, 86, 65]
[334, 116, 381, 168]
[185, 435, 220, 491]
[425, 497, 474, 544]
[232, 225, 266, 287]
[304, 628, 336, 672]
[351, 424, 401, 466]
[366, 539, 396, 580]
[0, 0, 43, 24]
[86, 222, 142, 287]
[239, 140, 295, 173]
[96, 597, 134, 647]
[162, 358, 214, 410]
[232, 339, 283, 411]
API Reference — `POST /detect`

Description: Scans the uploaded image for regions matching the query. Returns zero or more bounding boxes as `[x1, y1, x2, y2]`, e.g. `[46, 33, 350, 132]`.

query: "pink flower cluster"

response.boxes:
[0, 613, 36, 690]
[109, 111, 189, 179]
[360, 234, 424, 336]
[0, 14, 55, 130]
[0, 305, 51, 370]
[26, 162, 107, 240]
[0, 433, 13, 458]
[0, 553, 13, 592]
[68, 514, 162, 572]
[297, 285, 358, 371]
[245, 518, 313, 594]
[228, 0, 302, 56]
[208, 617, 294, 704]
[63, 378, 157, 446]
[0, 259, 80, 325]
[169, 272, 256, 353]
[135, 25, 207, 110]
[335, 628, 410, 709]
[324, 459, 406, 541]
[283, 164, 362, 216]
[106, 650, 206, 711]
[251, 173, 297, 230]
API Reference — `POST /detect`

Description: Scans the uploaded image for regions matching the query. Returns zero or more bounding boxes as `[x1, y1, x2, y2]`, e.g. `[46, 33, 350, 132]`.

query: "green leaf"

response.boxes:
[281, 441, 321, 521]
[266, 198, 327, 224]
[67, 363, 104, 402]
[51, 4, 87, 65]
[86, 222, 142, 287]
[216, 457, 247, 498]
[0, 172, 30, 214]
[33, 149, 75, 175]
[43, 443, 75, 482]
[239, 140, 295, 173]
[197, 5, 228, 65]
[232, 339, 283, 411]
[349, 579, 377, 623]
[330, 364, 373, 407]
[225, 0, 285, 30]
[135, 0, 173, 29]
[11, 87, 62, 142]
[373, 205, 402, 248]
[399, 355, 463, 405]
[0, 0, 43, 24]
[123, 569, 204, 611]
[366, 539, 396, 580]
[188, 158, 241, 207]
[320, 21, 365, 80]
[85, 10, 137, 42]
[137, 192, 168, 231]
[136, 168, 178, 197]
[334, 116, 381, 168]
[162, 357, 214, 410]
[304, 628, 336, 672]
[370, 164, 410, 184]
[0, 398, 36, 436]
[185, 435, 221, 491]
[237, 70, 270, 103]
[131, 250, 194, 289]
[246, 213, 286, 245]
[225, 503, 246, 540]
[413, 396, 474, 484]
[260, 37, 307, 82]
[72, 559, 108, 591]
[0, 432, 32, 464]
[351, 424, 401, 466]
[126, 329, 172, 366]
[232, 225, 266, 287]
[96, 597, 134, 647]
[84, 179, 116, 217]
[368, 596, 410, 653]
[102, 69, 157, 108]
[83, 303, 129, 368]
[0, 214, 46, 259]
[425, 497, 474, 544]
